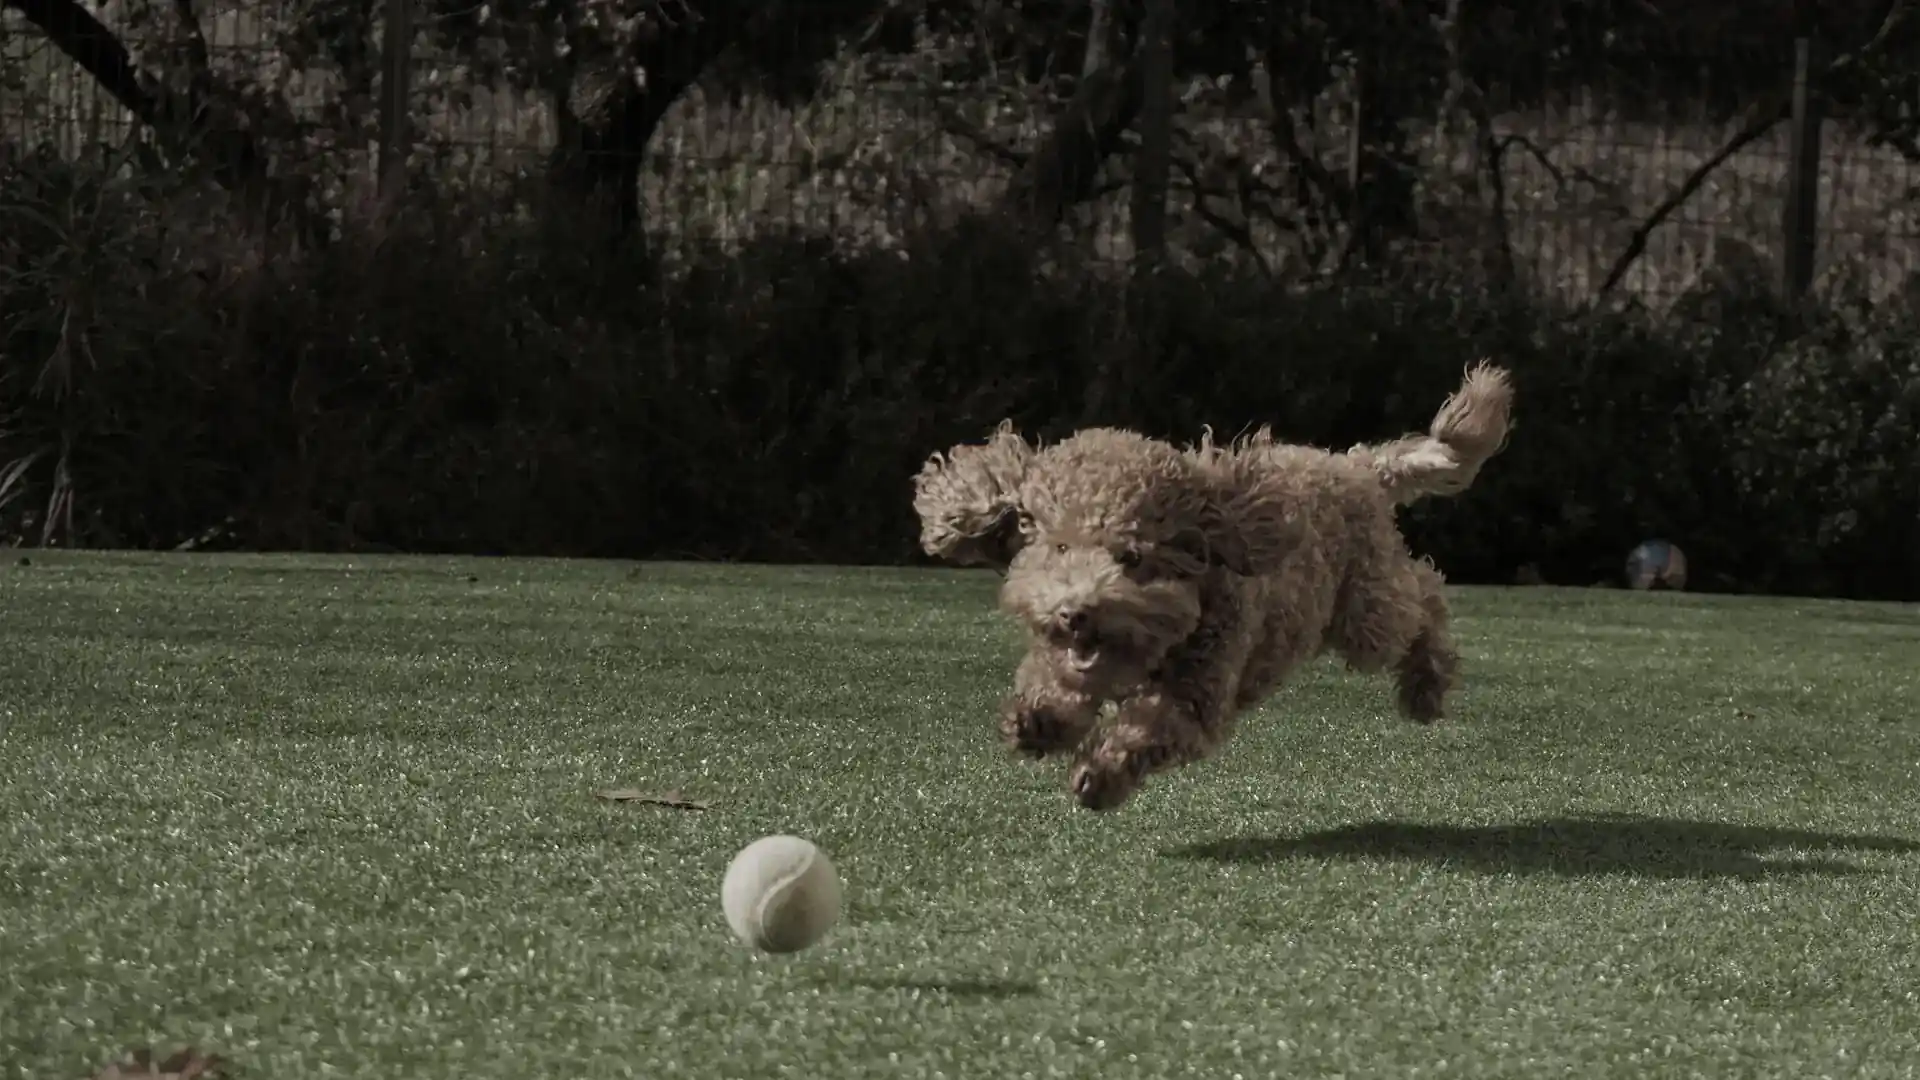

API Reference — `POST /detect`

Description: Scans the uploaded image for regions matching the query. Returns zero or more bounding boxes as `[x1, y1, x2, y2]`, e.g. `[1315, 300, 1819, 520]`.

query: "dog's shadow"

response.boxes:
[1165, 813, 1920, 880]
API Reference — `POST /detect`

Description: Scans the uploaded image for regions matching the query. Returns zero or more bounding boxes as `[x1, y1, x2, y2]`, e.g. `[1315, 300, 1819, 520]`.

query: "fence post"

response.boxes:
[1780, 5, 1823, 300]
[378, 0, 414, 200]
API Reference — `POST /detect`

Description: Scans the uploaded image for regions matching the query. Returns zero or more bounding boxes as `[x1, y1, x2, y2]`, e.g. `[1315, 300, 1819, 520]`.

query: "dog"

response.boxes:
[911, 362, 1513, 811]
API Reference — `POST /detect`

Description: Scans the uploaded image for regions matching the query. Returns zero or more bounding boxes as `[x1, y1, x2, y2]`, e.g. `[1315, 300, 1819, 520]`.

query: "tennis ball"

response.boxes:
[720, 834, 842, 953]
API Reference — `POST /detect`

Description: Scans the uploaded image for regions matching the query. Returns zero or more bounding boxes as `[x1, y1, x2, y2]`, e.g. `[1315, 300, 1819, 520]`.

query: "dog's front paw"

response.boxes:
[1068, 753, 1145, 812]
[1068, 740, 1179, 812]
[999, 698, 1092, 758]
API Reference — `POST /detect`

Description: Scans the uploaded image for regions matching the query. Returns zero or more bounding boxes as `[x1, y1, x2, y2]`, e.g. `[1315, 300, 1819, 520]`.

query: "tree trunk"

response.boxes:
[4, 0, 317, 240]
[1082, 0, 1113, 78]
[1087, 0, 1175, 428]
[1344, 39, 1421, 267]
[1130, 0, 1174, 265]
[999, 48, 1147, 233]
[548, 3, 743, 239]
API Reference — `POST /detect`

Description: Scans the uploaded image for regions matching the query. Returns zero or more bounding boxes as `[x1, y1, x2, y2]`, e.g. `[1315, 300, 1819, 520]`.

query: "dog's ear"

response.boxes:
[1174, 459, 1303, 578]
[911, 420, 1035, 571]
[1159, 527, 1231, 578]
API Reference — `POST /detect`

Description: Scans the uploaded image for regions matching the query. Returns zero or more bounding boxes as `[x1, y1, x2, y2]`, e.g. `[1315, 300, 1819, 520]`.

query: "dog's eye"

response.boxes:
[1055, 543, 1069, 554]
[1116, 548, 1142, 568]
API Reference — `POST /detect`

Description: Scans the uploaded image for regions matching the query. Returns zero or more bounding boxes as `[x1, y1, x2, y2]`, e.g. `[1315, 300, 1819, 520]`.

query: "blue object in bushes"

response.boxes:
[1626, 539, 1688, 591]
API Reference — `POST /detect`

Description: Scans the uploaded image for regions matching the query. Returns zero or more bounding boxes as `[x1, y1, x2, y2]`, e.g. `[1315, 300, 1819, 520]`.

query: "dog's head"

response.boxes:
[986, 428, 1303, 696]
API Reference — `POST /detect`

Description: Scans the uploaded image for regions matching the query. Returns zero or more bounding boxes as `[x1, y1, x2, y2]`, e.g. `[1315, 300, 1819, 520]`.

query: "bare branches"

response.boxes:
[1263, 101, 1351, 210]
[1, 0, 325, 239]
[1848, 0, 1916, 59]
[1596, 0, 1917, 296]
[1493, 133, 1569, 191]
[932, 100, 1029, 169]
[1168, 153, 1273, 275]
[999, 48, 1146, 231]
[2, 0, 161, 122]
[1595, 98, 1791, 296]
[1253, 45, 1360, 270]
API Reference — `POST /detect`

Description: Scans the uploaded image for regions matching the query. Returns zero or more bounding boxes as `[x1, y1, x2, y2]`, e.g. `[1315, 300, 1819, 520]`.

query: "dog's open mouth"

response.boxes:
[1043, 620, 1164, 694]
[1050, 625, 1117, 673]
[1065, 642, 1101, 671]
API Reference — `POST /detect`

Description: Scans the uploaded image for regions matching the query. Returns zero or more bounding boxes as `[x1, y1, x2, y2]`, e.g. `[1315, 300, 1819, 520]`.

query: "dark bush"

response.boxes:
[2, 146, 1916, 599]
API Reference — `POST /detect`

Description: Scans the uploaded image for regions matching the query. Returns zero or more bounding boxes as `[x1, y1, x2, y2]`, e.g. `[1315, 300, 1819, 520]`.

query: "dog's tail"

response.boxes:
[1356, 361, 1514, 505]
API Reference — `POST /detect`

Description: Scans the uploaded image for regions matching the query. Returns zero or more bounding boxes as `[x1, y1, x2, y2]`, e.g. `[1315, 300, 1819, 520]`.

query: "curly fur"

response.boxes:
[912, 419, 1035, 568]
[912, 361, 1514, 811]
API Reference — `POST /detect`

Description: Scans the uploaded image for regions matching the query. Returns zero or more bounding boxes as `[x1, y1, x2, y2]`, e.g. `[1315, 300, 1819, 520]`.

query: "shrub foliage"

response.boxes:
[2, 144, 1916, 600]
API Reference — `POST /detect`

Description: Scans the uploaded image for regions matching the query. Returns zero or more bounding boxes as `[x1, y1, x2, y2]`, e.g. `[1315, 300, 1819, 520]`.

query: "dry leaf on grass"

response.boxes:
[594, 788, 711, 810]
[89, 1047, 225, 1080]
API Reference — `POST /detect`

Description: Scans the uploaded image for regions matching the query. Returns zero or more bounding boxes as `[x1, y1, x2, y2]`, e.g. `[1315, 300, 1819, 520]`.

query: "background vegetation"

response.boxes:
[2, 0, 1918, 598]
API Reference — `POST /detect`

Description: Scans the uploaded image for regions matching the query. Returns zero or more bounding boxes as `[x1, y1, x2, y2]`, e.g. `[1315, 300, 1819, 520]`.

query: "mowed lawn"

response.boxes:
[3, 554, 1919, 1080]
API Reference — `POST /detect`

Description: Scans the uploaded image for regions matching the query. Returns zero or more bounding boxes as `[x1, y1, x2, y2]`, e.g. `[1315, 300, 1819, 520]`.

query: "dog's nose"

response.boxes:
[1056, 609, 1089, 636]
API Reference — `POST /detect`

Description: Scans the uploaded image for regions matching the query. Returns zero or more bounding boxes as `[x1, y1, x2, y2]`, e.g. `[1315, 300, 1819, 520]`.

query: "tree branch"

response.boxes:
[1169, 152, 1273, 275]
[1230, 166, 1305, 237]
[1596, 98, 1789, 296]
[549, 1, 734, 237]
[1493, 133, 1569, 190]
[2, 0, 161, 123]
[1850, 0, 1916, 58]
[1254, 46, 1352, 267]
[998, 46, 1146, 231]
[1264, 101, 1350, 208]
[932, 100, 1030, 168]
[4, 0, 324, 237]
[1597, 0, 1916, 296]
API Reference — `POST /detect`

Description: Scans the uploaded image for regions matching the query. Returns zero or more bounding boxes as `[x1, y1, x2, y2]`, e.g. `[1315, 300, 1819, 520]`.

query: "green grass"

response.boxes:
[3, 553, 1919, 1079]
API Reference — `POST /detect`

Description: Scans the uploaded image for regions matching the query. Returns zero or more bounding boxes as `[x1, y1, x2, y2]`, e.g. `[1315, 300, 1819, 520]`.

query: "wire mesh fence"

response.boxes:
[4, 0, 1919, 310]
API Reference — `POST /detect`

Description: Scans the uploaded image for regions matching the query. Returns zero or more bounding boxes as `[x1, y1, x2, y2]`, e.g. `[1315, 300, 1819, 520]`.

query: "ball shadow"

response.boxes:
[1163, 812, 1920, 880]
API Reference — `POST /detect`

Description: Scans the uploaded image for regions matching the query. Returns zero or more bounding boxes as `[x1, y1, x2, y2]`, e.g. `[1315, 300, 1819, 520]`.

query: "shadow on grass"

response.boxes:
[1164, 813, 1920, 880]
[834, 975, 1041, 1000]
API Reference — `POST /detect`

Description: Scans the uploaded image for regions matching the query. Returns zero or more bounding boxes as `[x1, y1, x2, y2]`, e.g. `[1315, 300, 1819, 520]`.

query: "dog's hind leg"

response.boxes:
[1394, 561, 1458, 724]
[1328, 556, 1427, 678]
[1329, 554, 1456, 723]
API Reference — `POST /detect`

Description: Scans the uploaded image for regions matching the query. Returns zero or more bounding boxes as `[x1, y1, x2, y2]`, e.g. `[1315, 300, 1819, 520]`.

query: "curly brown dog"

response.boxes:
[912, 362, 1513, 811]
